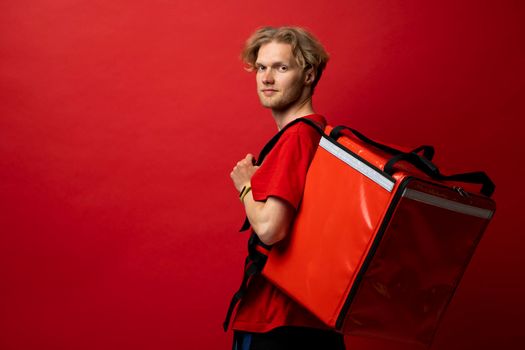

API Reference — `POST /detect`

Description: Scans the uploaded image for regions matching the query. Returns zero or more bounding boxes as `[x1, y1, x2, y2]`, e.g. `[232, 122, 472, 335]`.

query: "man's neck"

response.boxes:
[272, 96, 315, 131]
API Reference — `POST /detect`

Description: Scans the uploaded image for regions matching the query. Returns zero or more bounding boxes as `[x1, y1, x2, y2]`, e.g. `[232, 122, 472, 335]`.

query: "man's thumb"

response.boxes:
[246, 153, 256, 165]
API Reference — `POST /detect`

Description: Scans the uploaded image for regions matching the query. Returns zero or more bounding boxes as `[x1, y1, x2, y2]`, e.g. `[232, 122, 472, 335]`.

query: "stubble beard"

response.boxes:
[258, 87, 304, 112]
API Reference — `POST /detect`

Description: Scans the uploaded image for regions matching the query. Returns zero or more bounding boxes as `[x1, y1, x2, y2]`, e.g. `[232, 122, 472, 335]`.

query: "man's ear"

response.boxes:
[304, 67, 315, 86]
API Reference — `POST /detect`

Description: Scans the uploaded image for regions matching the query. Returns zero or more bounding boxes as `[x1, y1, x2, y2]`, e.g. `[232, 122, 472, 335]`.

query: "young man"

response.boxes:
[228, 27, 345, 350]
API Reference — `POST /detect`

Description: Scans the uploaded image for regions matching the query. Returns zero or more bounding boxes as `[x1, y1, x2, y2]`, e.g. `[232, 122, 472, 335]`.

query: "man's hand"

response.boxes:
[230, 153, 259, 192]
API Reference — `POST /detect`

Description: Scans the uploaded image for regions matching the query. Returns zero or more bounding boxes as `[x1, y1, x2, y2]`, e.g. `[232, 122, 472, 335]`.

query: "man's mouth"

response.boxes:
[261, 89, 278, 96]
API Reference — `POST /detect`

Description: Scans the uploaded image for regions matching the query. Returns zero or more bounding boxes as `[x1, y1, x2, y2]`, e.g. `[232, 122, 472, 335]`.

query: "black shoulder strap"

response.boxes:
[256, 117, 325, 166]
[223, 233, 271, 331]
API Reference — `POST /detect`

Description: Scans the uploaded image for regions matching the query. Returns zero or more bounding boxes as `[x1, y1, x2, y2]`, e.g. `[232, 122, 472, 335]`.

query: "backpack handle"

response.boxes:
[384, 152, 495, 197]
[329, 125, 435, 161]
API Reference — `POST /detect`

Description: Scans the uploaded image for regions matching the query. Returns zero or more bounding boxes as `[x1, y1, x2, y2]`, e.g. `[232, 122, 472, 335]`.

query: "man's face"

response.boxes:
[255, 41, 309, 111]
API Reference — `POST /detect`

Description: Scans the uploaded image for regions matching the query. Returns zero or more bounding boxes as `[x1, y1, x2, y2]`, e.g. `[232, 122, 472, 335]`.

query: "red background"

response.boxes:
[1, 1, 523, 349]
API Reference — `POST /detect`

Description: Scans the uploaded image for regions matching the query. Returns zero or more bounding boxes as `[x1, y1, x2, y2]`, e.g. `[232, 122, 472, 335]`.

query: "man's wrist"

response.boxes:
[239, 184, 252, 203]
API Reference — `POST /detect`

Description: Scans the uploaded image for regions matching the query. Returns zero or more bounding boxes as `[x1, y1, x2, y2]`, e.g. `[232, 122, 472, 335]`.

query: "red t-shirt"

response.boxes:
[232, 114, 329, 333]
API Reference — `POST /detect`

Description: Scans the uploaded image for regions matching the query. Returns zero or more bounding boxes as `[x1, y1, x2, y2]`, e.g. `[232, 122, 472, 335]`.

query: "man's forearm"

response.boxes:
[242, 191, 294, 246]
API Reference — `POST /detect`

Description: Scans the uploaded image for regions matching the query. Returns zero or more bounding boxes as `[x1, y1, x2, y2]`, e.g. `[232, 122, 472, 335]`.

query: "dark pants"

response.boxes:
[233, 327, 346, 350]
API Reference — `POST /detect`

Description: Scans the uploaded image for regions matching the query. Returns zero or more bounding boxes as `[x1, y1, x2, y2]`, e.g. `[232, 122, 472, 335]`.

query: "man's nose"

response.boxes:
[262, 69, 274, 84]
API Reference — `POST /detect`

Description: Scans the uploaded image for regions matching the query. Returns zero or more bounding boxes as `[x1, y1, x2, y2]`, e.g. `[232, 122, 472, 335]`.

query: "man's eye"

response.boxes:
[279, 65, 288, 72]
[257, 66, 266, 72]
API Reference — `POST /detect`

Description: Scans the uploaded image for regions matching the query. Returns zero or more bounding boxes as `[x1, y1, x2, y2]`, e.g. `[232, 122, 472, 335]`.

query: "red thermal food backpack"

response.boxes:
[224, 118, 496, 347]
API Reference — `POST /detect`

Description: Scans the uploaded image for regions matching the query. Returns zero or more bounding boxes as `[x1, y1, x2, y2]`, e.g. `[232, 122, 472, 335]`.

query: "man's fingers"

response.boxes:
[235, 154, 256, 167]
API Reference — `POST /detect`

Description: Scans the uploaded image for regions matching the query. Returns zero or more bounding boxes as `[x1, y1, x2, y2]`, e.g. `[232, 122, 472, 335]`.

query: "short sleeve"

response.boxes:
[250, 120, 323, 210]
